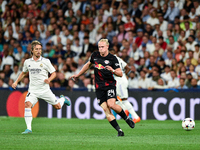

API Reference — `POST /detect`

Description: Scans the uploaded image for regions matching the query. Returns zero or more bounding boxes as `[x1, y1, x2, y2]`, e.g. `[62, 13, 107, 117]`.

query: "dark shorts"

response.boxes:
[95, 86, 117, 105]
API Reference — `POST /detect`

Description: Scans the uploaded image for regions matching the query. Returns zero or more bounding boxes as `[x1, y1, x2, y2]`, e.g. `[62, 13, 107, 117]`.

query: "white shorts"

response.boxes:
[116, 80, 128, 99]
[25, 90, 58, 107]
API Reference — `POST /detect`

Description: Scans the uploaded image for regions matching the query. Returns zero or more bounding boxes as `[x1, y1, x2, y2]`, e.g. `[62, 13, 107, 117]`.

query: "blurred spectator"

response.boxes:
[185, 72, 193, 88]
[10, 64, 21, 82]
[195, 58, 200, 74]
[0, 78, 8, 88]
[140, 7, 150, 24]
[197, 73, 200, 86]
[135, 28, 144, 47]
[79, 36, 95, 58]
[152, 78, 168, 89]
[190, 78, 200, 89]
[0, 44, 14, 70]
[158, 36, 167, 51]
[114, 13, 125, 32]
[177, 78, 188, 89]
[120, 49, 129, 62]
[164, 1, 180, 23]
[61, 63, 71, 80]
[88, 23, 97, 45]
[187, 50, 198, 66]
[138, 70, 150, 89]
[66, 78, 79, 91]
[18, 76, 29, 88]
[148, 70, 161, 90]
[186, 35, 198, 52]
[60, 29, 73, 46]
[14, 45, 25, 62]
[130, 1, 142, 18]
[161, 65, 172, 84]
[49, 28, 61, 46]
[106, 23, 116, 43]
[117, 24, 128, 43]
[193, 44, 200, 61]
[167, 70, 180, 88]
[146, 10, 159, 27]
[186, 64, 198, 79]
[64, 43, 77, 60]
[57, 72, 68, 87]
[128, 71, 138, 89]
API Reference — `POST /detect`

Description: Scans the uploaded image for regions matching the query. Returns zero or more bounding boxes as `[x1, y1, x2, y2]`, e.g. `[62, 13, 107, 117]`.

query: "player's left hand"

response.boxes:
[44, 79, 50, 84]
[105, 66, 114, 72]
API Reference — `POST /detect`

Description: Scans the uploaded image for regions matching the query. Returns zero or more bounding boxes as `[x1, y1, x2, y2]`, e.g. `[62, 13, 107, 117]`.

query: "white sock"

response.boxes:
[116, 100, 126, 110]
[58, 97, 65, 108]
[24, 108, 32, 130]
[122, 100, 139, 119]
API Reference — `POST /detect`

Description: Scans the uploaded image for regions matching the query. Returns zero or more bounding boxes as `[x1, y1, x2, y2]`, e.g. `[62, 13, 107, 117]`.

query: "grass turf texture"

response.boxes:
[0, 117, 199, 150]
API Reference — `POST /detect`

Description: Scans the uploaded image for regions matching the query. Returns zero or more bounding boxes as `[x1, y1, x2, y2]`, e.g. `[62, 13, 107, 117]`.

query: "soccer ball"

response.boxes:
[182, 118, 195, 131]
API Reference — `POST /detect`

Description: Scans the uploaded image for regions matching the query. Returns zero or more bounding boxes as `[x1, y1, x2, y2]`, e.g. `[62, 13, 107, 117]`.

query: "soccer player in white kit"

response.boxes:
[109, 48, 141, 123]
[12, 41, 70, 134]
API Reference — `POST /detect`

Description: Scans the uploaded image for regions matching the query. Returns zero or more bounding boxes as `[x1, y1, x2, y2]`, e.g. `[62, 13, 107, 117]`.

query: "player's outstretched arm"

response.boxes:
[12, 72, 27, 89]
[44, 72, 56, 84]
[69, 61, 92, 80]
[113, 68, 122, 77]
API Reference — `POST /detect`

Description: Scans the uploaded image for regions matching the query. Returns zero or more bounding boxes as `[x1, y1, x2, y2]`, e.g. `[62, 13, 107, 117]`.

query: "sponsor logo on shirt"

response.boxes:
[115, 63, 119, 66]
[30, 68, 42, 74]
[94, 64, 105, 70]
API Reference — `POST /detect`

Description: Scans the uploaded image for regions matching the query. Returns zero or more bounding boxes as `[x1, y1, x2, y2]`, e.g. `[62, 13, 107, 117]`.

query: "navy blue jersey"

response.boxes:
[90, 51, 120, 89]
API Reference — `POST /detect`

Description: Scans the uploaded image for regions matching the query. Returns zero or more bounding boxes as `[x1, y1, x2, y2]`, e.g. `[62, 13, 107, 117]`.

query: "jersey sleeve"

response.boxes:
[46, 59, 56, 74]
[22, 60, 28, 72]
[89, 52, 95, 64]
[120, 58, 127, 69]
[112, 56, 120, 70]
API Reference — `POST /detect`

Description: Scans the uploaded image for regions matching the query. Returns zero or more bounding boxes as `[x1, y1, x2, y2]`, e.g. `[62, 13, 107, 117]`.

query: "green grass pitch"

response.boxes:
[0, 117, 199, 150]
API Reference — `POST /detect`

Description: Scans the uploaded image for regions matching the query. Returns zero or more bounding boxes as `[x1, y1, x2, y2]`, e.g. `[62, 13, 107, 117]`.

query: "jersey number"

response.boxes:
[108, 89, 115, 97]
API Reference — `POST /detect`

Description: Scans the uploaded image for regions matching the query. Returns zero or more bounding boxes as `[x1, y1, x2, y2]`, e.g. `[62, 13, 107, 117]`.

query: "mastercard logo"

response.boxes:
[6, 91, 39, 118]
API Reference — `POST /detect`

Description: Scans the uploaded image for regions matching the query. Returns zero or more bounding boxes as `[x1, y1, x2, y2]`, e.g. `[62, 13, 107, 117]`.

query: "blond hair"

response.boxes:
[98, 39, 109, 46]
[31, 40, 43, 55]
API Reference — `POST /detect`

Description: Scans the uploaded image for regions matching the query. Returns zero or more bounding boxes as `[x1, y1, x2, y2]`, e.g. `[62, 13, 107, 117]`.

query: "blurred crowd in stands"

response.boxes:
[0, 0, 200, 91]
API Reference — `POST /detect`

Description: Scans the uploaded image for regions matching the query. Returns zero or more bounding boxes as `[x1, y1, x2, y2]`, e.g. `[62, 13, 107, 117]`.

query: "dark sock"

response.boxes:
[118, 110, 128, 120]
[109, 119, 121, 132]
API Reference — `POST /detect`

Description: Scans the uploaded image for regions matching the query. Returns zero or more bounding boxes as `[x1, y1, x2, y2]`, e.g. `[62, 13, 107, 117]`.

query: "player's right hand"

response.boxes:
[69, 75, 78, 81]
[12, 82, 17, 89]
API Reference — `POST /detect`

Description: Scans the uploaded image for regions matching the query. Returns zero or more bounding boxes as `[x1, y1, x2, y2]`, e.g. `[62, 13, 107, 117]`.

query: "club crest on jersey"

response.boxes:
[40, 64, 43, 67]
[97, 99, 100, 104]
[104, 60, 109, 64]
[28, 65, 30, 67]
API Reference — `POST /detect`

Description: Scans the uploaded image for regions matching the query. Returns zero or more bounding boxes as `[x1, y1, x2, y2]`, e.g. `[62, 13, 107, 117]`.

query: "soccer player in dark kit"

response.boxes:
[70, 39, 135, 136]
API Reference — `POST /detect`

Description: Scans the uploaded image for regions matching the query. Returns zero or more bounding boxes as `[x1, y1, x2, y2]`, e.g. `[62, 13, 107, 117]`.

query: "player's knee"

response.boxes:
[25, 101, 32, 108]
[108, 103, 115, 110]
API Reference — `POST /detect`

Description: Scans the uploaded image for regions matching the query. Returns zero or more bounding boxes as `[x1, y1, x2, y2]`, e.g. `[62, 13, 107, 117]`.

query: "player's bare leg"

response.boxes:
[121, 98, 141, 123]
[22, 101, 33, 134]
[101, 102, 124, 136]
[107, 98, 135, 129]
[53, 95, 71, 109]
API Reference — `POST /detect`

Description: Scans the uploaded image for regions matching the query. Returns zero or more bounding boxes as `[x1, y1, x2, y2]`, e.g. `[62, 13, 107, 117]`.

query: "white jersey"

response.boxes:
[114, 55, 128, 84]
[23, 57, 55, 93]
[114, 55, 128, 99]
